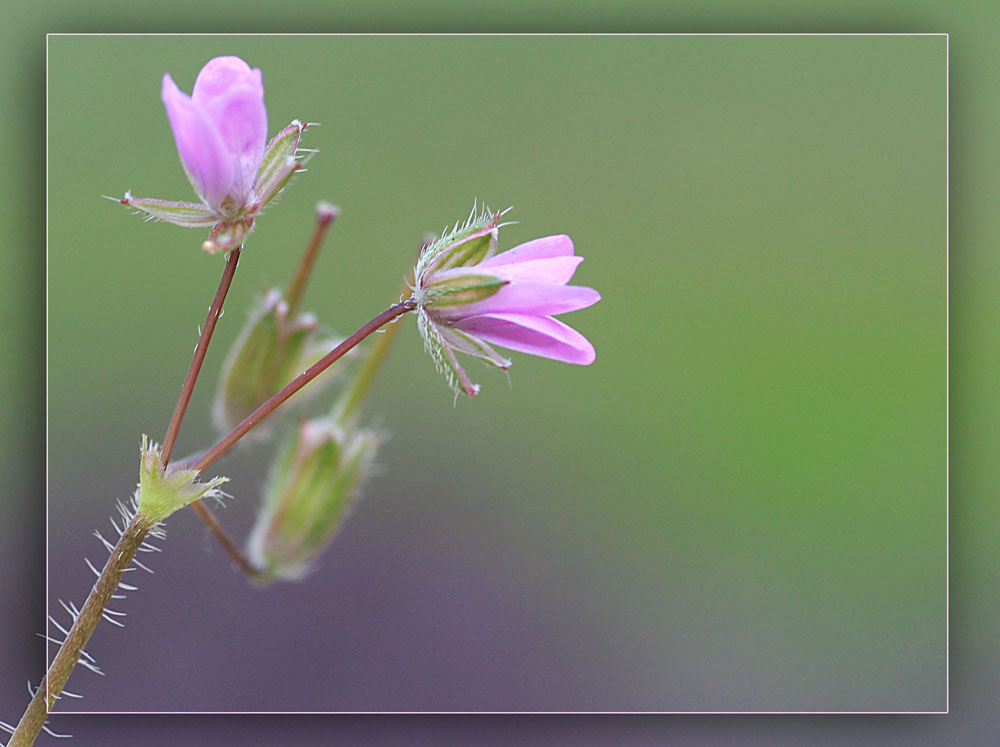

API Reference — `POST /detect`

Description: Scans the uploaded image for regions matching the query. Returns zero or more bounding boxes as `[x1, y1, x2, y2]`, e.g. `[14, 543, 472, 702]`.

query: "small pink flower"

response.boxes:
[119, 56, 310, 253]
[414, 207, 600, 398]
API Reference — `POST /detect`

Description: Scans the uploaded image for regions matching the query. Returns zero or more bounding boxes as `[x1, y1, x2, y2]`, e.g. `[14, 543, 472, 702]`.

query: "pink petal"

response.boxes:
[192, 56, 263, 101]
[192, 57, 267, 206]
[162, 74, 235, 213]
[199, 84, 268, 204]
[479, 235, 574, 267]
[486, 256, 584, 285]
[431, 256, 583, 286]
[453, 313, 596, 365]
[438, 282, 600, 320]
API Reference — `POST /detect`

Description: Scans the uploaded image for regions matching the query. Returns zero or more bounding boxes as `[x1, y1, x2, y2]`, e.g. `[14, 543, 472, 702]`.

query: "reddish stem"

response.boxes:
[190, 501, 264, 581]
[161, 247, 241, 467]
[285, 203, 339, 320]
[332, 274, 416, 425]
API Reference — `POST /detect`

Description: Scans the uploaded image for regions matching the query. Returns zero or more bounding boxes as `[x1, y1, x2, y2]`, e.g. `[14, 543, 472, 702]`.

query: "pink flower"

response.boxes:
[414, 207, 600, 398]
[119, 56, 310, 253]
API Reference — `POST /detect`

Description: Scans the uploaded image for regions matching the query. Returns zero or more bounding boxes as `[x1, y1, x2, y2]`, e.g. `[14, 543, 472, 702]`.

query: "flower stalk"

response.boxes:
[189, 500, 264, 581]
[330, 304, 401, 426]
[161, 245, 241, 466]
[285, 201, 340, 320]
[332, 270, 416, 425]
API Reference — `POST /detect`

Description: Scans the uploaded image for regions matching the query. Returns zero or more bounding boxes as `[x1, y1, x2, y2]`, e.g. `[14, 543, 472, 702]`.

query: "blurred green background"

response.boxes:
[37, 34, 945, 713]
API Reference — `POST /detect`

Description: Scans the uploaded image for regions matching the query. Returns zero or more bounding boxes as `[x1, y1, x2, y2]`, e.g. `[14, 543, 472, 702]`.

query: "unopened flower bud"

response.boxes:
[246, 418, 380, 581]
[213, 289, 342, 437]
[135, 435, 227, 523]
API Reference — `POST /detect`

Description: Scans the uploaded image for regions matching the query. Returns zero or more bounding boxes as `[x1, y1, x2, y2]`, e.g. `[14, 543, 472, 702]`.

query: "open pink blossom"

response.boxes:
[414, 208, 600, 398]
[118, 56, 310, 253]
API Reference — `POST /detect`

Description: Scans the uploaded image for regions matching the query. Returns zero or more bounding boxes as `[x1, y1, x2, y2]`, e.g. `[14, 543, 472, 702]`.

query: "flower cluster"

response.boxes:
[10, 52, 614, 747]
[117, 58, 602, 574]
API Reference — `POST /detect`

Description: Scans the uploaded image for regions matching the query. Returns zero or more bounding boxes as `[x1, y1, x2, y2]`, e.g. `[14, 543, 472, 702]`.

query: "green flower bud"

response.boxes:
[135, 435, 228, 523]
[246, 418, 380, 582]
[213, 289, 343, 437]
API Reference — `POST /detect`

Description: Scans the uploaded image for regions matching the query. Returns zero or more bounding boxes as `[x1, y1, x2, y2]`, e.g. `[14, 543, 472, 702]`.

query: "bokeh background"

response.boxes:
[39, 34, 945, 714]
[8, 8, 995, 745]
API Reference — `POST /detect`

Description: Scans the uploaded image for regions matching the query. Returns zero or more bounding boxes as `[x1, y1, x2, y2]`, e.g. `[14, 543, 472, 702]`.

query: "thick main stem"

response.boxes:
[194, 298, 416, 473]
[10, 514, 152, 747]
[161, 246, 241, 466]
